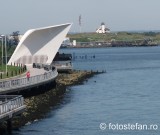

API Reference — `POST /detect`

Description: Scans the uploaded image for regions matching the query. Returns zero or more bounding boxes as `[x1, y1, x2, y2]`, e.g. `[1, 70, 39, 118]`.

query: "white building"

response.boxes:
[61, 37, 72, 47]
[96, 22, 110, 34]
[72, 40, 76, 46]
[8, 23, 72, 65]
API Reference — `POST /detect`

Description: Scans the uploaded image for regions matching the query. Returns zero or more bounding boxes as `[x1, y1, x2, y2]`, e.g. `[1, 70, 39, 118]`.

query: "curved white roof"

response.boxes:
[8, 23, 72, 65]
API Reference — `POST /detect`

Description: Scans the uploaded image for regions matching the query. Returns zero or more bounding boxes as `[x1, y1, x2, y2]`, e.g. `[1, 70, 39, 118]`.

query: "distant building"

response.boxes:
[96, 22, 110, 34]
[72, 40, 76, 46]
[61, 37, 72, 47]
[18, 35, 24, 41]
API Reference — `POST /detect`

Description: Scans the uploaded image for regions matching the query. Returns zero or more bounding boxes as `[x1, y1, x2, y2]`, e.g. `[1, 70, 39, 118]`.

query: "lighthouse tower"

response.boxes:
[96, 22, 110, 33]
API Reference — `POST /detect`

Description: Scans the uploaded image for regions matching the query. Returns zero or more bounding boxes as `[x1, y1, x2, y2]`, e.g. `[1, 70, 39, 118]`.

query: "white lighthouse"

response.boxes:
[96, 22, 110, 33]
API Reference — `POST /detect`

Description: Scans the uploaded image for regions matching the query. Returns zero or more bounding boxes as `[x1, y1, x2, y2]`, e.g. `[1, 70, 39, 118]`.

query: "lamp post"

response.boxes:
[0, 35, 4, 69]
[0, 36, 3, 66]
[5, 35, 7, 73]
[0, 37, 2, 67]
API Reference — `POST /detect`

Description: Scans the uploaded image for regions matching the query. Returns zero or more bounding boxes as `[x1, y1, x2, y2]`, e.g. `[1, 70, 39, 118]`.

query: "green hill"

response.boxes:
[68, 32, 160, 44]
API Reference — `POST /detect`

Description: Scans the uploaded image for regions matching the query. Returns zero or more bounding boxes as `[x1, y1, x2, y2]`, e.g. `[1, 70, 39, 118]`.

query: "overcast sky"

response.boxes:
[0, 0, 160, 34]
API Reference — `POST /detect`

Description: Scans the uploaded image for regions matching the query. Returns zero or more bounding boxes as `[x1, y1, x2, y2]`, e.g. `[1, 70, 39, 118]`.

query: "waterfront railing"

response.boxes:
[0, 69, 58, 92]
[0, 95, 25, 117]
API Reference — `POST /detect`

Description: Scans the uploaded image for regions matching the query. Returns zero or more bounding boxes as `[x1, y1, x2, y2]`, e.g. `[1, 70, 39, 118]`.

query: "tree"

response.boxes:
[11, 31, 20, 45]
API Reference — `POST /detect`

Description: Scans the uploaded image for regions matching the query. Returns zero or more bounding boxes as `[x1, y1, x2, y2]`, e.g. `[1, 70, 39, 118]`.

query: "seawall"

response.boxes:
[0, 70, 102, 133]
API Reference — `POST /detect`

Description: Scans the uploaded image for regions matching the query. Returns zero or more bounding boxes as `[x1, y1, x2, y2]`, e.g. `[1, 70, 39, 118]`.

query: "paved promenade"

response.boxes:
[0, 65, 58, 95]
[26, 64, 46, 77]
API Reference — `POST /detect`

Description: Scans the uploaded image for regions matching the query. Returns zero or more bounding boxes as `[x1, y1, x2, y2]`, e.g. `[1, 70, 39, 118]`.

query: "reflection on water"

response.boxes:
[12, 47, 160, 135]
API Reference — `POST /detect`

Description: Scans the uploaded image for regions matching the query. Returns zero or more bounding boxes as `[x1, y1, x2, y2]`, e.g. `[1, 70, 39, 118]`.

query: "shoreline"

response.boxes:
[61, 44, 159, 49]
[0, 70, 102, 133]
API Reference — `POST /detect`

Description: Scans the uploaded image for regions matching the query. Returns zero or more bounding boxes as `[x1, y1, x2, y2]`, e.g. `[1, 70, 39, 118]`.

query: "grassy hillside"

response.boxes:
[68, 32, 160, 44]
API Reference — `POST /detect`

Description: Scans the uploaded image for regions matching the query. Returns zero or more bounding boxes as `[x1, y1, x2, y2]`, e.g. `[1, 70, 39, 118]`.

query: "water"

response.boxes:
[12, 47, 160, 135]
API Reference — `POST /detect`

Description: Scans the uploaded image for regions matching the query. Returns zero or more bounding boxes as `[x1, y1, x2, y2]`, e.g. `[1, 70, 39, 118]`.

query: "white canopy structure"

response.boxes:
[8, 23, 72, 65]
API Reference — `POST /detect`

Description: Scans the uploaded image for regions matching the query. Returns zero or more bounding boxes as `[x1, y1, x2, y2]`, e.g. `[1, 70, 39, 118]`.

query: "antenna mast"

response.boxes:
[79, 15, 82, 33]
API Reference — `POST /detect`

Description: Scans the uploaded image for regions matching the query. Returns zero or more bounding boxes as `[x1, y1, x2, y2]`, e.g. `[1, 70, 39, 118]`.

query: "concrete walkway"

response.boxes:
[1, 65, 46, 81]
[26, 64, 46, 77]
[0, 64, 58, 94]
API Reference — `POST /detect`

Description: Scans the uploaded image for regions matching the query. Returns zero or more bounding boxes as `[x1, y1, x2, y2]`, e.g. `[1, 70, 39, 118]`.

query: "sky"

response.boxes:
[0, 0, 160, 34]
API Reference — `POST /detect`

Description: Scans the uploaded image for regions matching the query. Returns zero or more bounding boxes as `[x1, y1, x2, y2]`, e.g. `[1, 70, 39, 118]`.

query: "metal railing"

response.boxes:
[0, 69, 58, 92]
[52, 61, 72, 70]
[0, 95, 25, 116]
[33, 63, 52, 70]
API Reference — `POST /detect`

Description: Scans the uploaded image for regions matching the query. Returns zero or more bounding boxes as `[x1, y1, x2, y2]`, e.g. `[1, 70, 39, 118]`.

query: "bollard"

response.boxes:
[15, 70, 17, 76]
[21, 68, 23, 73]
[11, 71, 13, 77]
[24, 65, 27, 71]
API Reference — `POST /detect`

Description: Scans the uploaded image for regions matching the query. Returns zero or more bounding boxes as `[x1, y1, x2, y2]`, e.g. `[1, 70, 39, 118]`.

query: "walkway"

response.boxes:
[0, 65, 58, 94]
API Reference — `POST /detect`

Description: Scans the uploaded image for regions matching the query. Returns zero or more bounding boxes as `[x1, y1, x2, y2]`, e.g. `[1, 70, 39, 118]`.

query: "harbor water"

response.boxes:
[12, 47, 160, 135]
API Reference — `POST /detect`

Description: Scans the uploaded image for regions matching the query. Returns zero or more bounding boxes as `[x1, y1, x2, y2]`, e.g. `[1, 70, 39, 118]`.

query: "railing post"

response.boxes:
[0, 105, 2, 114]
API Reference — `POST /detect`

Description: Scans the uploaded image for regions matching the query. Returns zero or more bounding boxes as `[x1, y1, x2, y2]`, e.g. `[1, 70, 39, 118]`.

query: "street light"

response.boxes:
[1, 35, 7, 73]
[0, 35, 4, 69]
[0, 37, 2, 67]
[4, 35, 7, 73]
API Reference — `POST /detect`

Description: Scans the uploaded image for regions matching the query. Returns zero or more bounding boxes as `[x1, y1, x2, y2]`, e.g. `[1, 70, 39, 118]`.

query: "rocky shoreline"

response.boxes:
[0, 70, 101, 133]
